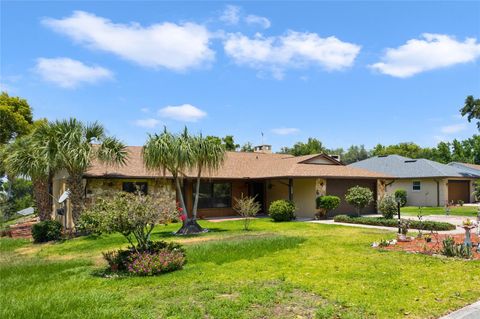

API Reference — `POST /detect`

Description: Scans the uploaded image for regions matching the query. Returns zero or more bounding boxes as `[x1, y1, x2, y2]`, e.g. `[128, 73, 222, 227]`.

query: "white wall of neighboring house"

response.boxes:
[385, 179, 446, 207]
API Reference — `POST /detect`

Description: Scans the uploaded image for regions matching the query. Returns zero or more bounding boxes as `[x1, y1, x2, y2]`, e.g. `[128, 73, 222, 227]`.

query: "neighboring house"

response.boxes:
[350, 155, 480, 207]
[52, 145, 390, 228]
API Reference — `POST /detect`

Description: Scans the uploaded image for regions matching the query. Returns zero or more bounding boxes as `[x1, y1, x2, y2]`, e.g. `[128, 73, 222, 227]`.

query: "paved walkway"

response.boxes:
[309, 215, 479, 235]
[439, 301, 480, 319]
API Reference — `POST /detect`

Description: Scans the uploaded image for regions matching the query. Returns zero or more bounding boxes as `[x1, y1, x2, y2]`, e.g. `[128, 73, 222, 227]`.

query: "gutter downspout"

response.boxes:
[288, 178, 293, 201]
[435, 179, 440, 207]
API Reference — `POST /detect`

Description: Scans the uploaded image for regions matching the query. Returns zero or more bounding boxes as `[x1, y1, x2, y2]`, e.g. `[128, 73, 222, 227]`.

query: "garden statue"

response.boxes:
[462, 219, 475, 248]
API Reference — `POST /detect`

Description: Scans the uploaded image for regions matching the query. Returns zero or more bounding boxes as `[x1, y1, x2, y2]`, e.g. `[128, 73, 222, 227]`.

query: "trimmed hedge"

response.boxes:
[268, 200, 296, 222]
[333, 215, 456, 231]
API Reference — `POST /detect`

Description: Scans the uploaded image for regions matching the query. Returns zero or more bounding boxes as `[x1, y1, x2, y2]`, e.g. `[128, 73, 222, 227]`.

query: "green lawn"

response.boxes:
[1, 220, 479, 319]
[401, 205, 479, 217]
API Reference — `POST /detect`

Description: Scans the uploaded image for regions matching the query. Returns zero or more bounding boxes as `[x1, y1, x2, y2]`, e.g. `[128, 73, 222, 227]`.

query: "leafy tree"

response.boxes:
[433, 142, 452, 163]
[460, 95, 480, 130]
[0, 178, 34, 220]
[240, 142, 254, 152]
[0, 92, 33, 145]
[451, 139, 465, 162]
[222, 135, 239, 151]
[49, 119, 128, 225]
[341, 145, 369, 164]
[282, 138, 325, 156]
[345, 186, 374, 217]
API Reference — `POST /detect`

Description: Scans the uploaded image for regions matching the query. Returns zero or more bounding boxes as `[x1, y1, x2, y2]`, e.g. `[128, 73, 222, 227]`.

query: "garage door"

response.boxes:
[448, 180, 470, 204]
[326, 179, 377, 217]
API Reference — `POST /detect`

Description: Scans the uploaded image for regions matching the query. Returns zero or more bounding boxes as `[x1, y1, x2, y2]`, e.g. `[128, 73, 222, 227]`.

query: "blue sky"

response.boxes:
[2, 1, 479, 151]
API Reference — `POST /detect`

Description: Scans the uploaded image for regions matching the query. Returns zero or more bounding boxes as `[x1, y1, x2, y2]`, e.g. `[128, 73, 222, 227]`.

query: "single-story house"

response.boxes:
[350, 155, 480, 207]
[52, 145, 391, 228]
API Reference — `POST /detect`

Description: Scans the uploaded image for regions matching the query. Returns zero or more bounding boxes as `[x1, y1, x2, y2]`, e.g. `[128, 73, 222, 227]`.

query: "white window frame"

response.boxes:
[412, 181, 421, 192]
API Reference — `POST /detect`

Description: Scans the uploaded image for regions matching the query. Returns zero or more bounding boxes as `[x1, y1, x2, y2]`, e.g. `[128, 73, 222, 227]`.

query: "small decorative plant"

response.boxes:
[457, 200, 464, 207]
[377, 195, 397, 219]
[233, 194, 261, 231]
[463, 219, 474, 227]
[345, 186, 374, 217]
[315, 195, 340, 219]
[424, 234, 432, 243]
[394, 189, 407, 207]
[441, 236, 472, 259]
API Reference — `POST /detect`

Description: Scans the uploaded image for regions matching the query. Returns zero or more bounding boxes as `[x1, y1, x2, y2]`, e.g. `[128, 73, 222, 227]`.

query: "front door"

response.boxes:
[249, 181, 266, 214]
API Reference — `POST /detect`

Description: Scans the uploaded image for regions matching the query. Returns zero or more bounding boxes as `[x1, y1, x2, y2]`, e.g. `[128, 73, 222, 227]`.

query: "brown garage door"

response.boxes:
[448, 180, 470, 204]
[326, 179, 377, 217]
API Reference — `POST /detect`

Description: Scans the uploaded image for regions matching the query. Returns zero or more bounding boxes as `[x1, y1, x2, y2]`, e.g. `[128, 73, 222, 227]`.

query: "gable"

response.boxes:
[298, 154, 343, 165]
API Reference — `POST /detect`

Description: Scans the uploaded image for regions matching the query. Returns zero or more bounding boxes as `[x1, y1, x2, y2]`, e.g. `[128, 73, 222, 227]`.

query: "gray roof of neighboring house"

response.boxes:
[448, 162, 480, 176]
[349, 155, 480, 179]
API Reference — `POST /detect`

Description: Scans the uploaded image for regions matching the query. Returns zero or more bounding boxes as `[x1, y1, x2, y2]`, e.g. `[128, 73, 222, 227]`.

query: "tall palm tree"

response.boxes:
[143, 128, 193, 221]
[49, 119, 128, 225]
[191, 134, 226, 220]
[5, 128, 55, 221]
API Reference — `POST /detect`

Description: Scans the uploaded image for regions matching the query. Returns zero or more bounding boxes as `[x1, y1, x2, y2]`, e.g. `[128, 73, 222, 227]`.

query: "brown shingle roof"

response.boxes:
[84, 146, 390, 179]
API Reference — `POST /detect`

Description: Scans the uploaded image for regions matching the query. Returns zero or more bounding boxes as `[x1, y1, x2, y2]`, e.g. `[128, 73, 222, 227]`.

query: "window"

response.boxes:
[196, 182, 232, 209]
[122, 182, 148, 195]
[412, 181, 421, 191]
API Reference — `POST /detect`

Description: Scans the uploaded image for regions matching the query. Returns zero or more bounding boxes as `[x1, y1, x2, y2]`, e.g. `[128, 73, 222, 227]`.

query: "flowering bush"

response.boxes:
[102, 240, 186, 274]
[127, 249, 186, 276]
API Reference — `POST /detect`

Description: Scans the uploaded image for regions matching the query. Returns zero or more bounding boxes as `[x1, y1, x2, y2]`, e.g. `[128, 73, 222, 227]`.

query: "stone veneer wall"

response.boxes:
[85, 178, 176, 206]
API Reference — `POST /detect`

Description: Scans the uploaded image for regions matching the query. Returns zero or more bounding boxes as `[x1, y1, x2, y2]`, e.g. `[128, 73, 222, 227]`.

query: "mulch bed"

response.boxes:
[380, 233, 480, 260]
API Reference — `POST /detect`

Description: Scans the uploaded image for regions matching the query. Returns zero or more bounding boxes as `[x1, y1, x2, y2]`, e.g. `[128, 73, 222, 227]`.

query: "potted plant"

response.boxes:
[462, 219, 475, 247]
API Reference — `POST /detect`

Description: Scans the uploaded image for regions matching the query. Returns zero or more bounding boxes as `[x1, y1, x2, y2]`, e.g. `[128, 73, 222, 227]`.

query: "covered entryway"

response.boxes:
[326, 179, 377, 216]
[448, 180, 470, 204]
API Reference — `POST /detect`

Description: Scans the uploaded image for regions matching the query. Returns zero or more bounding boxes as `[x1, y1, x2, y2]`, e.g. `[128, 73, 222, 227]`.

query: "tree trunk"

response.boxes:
[175, 176, 206, 235]
[192, 168, 202, 220]
[67, 173, 84, 227]
[32, 178, 52, 221]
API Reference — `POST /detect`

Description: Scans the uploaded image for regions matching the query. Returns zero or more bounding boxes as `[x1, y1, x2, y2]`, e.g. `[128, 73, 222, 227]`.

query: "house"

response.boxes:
[350, 155, 480, 207]
[52, 145, 391, 228]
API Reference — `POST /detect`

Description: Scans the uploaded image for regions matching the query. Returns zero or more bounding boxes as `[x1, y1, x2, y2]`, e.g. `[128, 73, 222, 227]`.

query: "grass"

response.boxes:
[401, 205, 479, 217]
[1, 220, 479, 318]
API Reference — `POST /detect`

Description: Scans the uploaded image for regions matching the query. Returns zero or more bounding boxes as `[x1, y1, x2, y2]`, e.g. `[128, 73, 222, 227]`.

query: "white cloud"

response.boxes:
[271, 127, 300, 135]
[371, 33, 480, 78]
[158, 104, 206, 122]
[43, 11, 214, 71]
[220, 5, 240, 25]
[224, 31, 361, 78]
[245, 15, 271, 29]
[134, 118, 160, 128]
[440, 123, 468, 134]
[140, 108, 150, 113]
[34, 57, 112, 88]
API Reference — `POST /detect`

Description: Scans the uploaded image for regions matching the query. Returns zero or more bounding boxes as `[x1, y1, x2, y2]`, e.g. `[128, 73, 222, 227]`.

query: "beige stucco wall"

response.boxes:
[266, 179, 290, 209]
[293, 178, 317, 218]
[385, 179, 446, 207]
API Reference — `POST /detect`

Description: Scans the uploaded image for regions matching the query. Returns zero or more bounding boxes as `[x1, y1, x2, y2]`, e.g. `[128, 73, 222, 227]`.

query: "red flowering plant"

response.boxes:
[177, 201, 187, 222]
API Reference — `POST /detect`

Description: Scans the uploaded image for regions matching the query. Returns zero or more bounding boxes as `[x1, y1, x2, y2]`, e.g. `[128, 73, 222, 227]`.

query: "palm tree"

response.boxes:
[49, 119, 128, 225]
[5, 127, 55, 221]
[191, 134, 225, 220]
[143, 128, 193, 221]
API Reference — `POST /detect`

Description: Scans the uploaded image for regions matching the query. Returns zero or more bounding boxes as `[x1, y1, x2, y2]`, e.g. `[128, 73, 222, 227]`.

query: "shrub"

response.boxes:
[315, 196, 340, 218]
[394, 189, 407, 207]
[378, 195, 398, 219]
[441, 237, 472, 259]
[102, 240, 186, 273]
[31, 220, 63, 243]
[233, 194, 261, 230]
[345, 186, 374, 216]
[268, 200, 296, 222]
[82, 192, 177, 250]
[473, 181, 480, 201]
[333, 215, 455, 231]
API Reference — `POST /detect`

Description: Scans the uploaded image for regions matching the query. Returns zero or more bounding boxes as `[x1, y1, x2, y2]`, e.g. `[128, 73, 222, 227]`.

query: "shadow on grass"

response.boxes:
[153, 227, 229, 239]
[187, 234, 306, 265]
